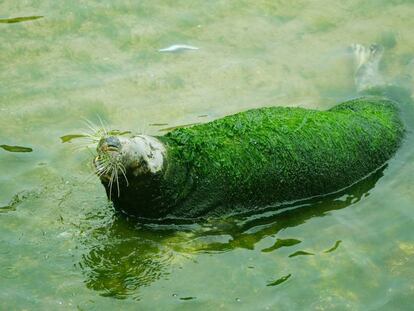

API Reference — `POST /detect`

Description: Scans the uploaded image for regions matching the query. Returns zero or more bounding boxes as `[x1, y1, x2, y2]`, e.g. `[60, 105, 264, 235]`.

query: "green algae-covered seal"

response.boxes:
[94, 44, 406, 219]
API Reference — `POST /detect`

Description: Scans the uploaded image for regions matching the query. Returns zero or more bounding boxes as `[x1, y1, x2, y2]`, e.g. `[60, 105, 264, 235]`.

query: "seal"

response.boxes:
[94, 44, 407, 219]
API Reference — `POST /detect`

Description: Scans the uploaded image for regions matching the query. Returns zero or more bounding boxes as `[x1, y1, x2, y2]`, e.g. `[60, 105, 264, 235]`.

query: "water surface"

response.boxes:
[1, 1, 414, 310]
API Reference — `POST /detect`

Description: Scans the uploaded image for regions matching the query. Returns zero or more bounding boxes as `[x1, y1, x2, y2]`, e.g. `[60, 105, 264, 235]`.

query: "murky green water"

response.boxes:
[1, 1, 414, 310]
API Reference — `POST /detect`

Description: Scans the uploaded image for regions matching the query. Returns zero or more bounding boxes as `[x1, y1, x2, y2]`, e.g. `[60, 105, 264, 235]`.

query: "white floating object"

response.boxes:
[158, 44, 199, 53]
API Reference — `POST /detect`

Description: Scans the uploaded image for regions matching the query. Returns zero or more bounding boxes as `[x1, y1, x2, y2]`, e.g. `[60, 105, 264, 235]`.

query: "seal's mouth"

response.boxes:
[93, 136, 129, 195]
[97, 136, 122, 153]
[94, 154, 120, 183]
[103, 145, 119, 152]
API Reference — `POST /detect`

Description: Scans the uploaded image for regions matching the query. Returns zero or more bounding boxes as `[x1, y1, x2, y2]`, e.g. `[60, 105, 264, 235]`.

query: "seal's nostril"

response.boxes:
[105, 136, 121, 149]
[98, 136, 121, 151]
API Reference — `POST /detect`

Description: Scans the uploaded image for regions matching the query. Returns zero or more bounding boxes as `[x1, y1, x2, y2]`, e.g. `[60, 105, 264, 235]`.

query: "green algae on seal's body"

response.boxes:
[161, 97, 404, 217]
[94, 96, 404, 219]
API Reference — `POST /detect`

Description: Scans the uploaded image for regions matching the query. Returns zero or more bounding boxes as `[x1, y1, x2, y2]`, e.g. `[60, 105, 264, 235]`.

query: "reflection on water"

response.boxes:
[261, 238, 301, 253]
[81, 226, 173, 300]
[79, 166, 385, 299]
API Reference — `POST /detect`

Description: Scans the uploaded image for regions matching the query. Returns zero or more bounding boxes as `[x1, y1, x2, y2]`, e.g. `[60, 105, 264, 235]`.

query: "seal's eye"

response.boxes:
[98, 136, 122, 152]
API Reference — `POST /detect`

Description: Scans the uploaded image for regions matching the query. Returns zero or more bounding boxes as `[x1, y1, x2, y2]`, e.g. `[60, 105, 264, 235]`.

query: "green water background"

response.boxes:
[1, 1, 414, 310]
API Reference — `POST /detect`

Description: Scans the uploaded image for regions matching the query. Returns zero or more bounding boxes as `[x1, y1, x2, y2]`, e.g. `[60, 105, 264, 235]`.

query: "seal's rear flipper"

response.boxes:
[352, 43, 385, 93]
[352, 43, 413, 105]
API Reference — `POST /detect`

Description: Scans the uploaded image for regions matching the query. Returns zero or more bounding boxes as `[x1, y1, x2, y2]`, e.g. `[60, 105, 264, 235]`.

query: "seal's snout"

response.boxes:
[98, 136, 122, 152]
[95, 136, 122, 179]
[94, 136, 124, 184]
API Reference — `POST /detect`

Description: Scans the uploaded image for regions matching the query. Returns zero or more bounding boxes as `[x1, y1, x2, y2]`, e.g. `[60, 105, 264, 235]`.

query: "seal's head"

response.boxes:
[94, 134, 166, 198]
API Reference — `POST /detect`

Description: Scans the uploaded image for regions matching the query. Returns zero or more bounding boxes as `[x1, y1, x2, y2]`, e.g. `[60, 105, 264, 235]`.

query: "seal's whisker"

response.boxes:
[96, 156, 110, 166]
[98, 164, 111, 173]
[100, 159, 115, 171]
[82, 119, 109, 144]
[66, 137, 96, 151]
[95, 166, 104, 174]
[115, 168, 120, 197]
[80, 132, 101, 143]
[97, 115, 108, 137]
[95, 161, 107, 172]
[96, 162, 111, 176]
[72, 142, 93, 149]
[69, 134, 101, 154]
[108, 168, 116, 200]
[99, 160, 113, 173]
[84, 170, 104, 184]
[85, 147, 97, 157]
[83, 118, 100, 135]
[118, 163, 129, 186]
[83, 118, 99, 131]
[94, 171, 106, 180]
[70, 145, 90, 153]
